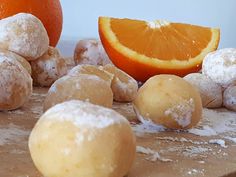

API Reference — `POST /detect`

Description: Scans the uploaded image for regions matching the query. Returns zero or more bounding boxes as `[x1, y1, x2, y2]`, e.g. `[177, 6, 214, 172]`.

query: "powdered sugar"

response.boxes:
[188, 108, 236, 137]
[42, 100, 129, 129]
[164, 98, 195, 128]
[136, 146, 173, 162]
[202, 48, 236, 87]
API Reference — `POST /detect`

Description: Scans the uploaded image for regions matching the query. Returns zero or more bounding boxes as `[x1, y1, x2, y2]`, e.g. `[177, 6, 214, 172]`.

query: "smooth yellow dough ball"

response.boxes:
[43, 74, 113, 111]
[133, 75, 202, 129]
[29, 100, 136, 177]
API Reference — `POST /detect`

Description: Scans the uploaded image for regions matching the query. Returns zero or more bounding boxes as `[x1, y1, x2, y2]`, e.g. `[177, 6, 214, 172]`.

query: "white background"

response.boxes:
[58, 0, 236, 56]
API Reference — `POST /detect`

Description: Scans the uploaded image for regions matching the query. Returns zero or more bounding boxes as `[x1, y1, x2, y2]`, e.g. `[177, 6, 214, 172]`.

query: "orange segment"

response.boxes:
[99, 17, 220, 82]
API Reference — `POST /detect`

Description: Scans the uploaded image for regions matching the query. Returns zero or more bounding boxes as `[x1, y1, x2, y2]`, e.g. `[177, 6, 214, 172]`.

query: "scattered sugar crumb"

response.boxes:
[136, 146, 173, 162]
[209, 139, 227, 148]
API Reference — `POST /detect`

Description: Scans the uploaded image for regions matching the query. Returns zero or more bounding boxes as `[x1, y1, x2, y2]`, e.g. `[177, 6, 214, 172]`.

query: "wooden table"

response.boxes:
[1, 87, 236, 177]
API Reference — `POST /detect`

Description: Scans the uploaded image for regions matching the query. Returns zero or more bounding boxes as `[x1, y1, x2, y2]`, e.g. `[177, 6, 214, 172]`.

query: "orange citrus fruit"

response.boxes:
[99, 17, 220, 81]
[0, 0, 63, 47]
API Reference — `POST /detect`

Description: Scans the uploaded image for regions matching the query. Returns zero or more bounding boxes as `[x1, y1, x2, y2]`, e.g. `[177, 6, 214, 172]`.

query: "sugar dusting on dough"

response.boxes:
[42, 100, 129, 129]
[164, 98, 195, 128]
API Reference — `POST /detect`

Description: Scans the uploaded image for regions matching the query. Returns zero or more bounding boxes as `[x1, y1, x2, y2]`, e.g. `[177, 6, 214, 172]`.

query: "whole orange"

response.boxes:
[0, 0, 63, 47]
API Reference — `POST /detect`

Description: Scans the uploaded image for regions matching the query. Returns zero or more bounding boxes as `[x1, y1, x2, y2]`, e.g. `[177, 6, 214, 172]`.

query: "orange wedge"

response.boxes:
[99, 17, 220, 81]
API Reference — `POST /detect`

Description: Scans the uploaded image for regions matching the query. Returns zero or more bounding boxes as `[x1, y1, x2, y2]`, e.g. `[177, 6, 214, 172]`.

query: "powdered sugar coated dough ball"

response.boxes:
[0, 13, 49, 60]
[202, 48, 236, 87]
[0, 49, 31, 75]
[74, 39, 112, 66]
[0, 56, 32, 110]
[103, 64, 138, 102]
[133, 75, 202, 129]
[29, 100, 136, 177]
[44, 74, 113, 111]
[31, 47, 67, 87]
[223, 85, 236, 111]
[184, 73, 222, 108]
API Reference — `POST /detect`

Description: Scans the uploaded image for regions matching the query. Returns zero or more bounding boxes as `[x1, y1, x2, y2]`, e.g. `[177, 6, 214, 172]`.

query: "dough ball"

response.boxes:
[74, 39, 112, 66]
[44, 74, 113, 111]
[0, 13, 49, 60]
[0, 56, 32, 111]
[62, 56, 76, 73]
[223, 85, 236, 111]
[0, 49, 31, 75]
[184, 73, 222, 108]
[29, 100, 136, 177]
[31, 47, 67, 87]
[103, 64, 138, 102]
[202, 48, 236, 88]
[133, 75, 202, 129]
[68, 64, 114, 86]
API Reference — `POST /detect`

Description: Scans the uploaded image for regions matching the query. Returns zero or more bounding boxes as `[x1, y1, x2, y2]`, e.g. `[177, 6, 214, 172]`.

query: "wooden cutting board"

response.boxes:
[0, 87, 236, 177]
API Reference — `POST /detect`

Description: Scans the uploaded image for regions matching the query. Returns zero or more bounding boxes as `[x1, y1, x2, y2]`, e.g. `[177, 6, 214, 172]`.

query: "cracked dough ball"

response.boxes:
[0, 13, 49, 60]
[0, 55, 32, 110]
[133, 75, 202, 129]
[74, 39, 112, 66]
[202, 48, 236, 88]
[223, 85, 236, 111]
[31, 47, 67, 87]
[103, 64, 138, 102]
[0, 49, 31, 75]
[44, 74, 113, 111]
[29, 100, 136, 177]
[68, 64, 114, 86]
[184, 73, 222, 108]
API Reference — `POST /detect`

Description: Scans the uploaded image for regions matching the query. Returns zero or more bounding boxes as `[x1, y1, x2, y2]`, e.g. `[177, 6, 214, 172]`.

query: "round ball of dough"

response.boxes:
[133, 75, 202, 129]
[0, 13, 49, 60]
[44, 74, 113, 111]
[0, 56, 32, 111]
[31, 47, 67, 87]
[74, 39, 112, 66]
[0, 49, 32, 75]
[68, 64, 114, 86]
[184, 73, 222, 108]
[29, 100, 136, 177]
[103, 64, 138, 102]
[223, 85, 236, 111]
[202, 48, 236, 88]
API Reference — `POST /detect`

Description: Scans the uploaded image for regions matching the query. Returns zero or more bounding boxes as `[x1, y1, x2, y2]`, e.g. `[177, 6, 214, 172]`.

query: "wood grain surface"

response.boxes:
[0, 87, 236, 177]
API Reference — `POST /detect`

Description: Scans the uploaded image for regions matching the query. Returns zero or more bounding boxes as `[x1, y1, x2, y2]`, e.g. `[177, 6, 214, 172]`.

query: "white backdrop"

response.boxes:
[58, 0, 236, 56]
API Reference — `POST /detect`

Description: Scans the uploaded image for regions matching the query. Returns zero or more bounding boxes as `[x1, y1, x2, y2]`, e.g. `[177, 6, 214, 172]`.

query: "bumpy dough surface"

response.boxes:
[29, 100, 136, 177]
[0, 49, 31, 75]
[133, 75, 202, 129]
[74, 39, 112, 66]
[44, 74, 113, 111]
[68, 64, 114, 86]
[103, 64, 138, 102]
[0, 13, 49, 60]
[31, 47, 67, 87]
[0, 56, 32, 111]
[223, 85, 236, 111]
[202, 48, 236, 87]
[184, 73, 222, 108]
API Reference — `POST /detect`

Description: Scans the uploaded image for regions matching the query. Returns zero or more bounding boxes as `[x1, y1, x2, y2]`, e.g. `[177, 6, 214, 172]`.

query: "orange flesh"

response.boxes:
[110, 18, 212, 60]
